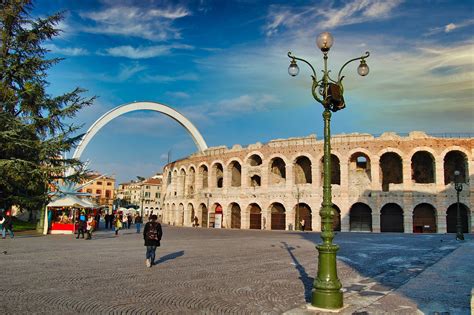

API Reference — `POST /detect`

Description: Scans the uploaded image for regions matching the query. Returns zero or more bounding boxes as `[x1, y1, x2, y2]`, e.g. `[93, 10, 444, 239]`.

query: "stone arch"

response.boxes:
[269, 156, 287, 185]
[187, 166, 196, 196]
[348, 150, 372, 187]
[446, 203, 470, 233]
[72, 102, 208, 163]
[211, 203, 223, 228]
[247, 152, 264, 166]
[443, 150, 469, 184]
[250, 175, 261, 187]
[413, 203, 437, 233]
[228, 160, 242, 187]
[179, 168, 186, 196]
[269, 202, 286, 230]
[350, 202, 372, 232]
[187, 203, 195, 226]
[294, 155, 312, 184]
[380, 203, 404, 232]
[211, 162, 224, 188]
[199, 164, 209, 189]
[294, 203, 312, 231]
[229, 202, 241, 229]
[247, 203, 262, 229]
[411, 151, 435, 183]
[178, 203, 185, 226]
[198, 203, 208, 228]
[379, 152, 403, 192]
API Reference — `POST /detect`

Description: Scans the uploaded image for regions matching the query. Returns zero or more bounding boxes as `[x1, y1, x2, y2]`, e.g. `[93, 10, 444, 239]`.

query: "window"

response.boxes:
[105, 190, 111, 198]
[97, 181, 102, 185]
[86, 189, 92, 193]
[156, 192, 160, 198]
[96, 189, 102, 194]
[107, 182, 112, 186]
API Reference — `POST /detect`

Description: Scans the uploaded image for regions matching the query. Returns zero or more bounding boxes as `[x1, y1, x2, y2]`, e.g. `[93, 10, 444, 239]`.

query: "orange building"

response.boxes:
[79, 173, 116, 208]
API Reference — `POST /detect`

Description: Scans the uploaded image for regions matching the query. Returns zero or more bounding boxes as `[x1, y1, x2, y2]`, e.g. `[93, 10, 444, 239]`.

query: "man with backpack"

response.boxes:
[143, 214, 162, 268]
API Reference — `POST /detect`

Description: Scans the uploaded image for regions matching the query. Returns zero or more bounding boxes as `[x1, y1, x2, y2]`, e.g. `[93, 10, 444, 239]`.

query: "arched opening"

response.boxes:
[446, 203, 469, 233]
[380, 152, 403, 192]
[178, 203, 185, 226]
[230, 203, 241, 229]
[294, 203, 312, 231]
[213, 163, 224, 188]
[412, 151, 435, 183]
[270, 203, 286, 230]
[200, 165, 208, 189]
[380, 203, 404, 232]
[166, 170, 172, 185]
[248, 154, 262, 166]
[413, 203, 437, 233]
[350, 203, 372, 232]
[249, 203, 262, 229]
[332, 204, 341, 232]
[172, 170, 178, 195]
[230, 161, 242, 187]
[171, 203, 176, 225]
[269, 157, 286, 185]
[294, 156, 312, 184]
[349, 152, 371, 188]
[320, 154, 340, 185]
[179, 169, 186, 196]
[188, 167, 196, 196]
[211, 203, 223, 228]
[444, 151, 468, 184]
[250, 175, 261, 187]
[199, 203, 208, 228]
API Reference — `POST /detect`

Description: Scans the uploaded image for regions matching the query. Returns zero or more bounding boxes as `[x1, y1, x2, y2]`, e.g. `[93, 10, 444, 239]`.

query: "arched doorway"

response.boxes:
[379, 152, 403, 192]
[199, 203, 208, 228]
[413, 203, 437, 233]
[294, 203, 312, 231]
[270, 203, 286, 230]
[444, 151, 468, 184]
[188, 203, 195, 226]
[380, 203, 404, 232]
[332, 204, 341, 232]
[350, 203, 372, 232]
[411, 151, 435, 183]
[230, 203, 241, 229]
[294, 156, 312, 184]
[446, 203, 469, 233]
[249, 203, 262, 229]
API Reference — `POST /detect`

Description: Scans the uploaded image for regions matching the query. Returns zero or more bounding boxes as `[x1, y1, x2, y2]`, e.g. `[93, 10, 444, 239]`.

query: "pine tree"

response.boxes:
[0, 0, 94, 223]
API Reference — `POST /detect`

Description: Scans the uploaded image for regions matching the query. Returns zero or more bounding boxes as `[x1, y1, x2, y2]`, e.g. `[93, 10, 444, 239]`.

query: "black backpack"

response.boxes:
[146, 223, 159, 241]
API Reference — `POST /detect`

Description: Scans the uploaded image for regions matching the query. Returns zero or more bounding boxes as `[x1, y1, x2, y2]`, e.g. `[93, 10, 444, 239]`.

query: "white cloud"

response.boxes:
[43, 43, 88, 56]
[98, 62, 146, 82]
[265, 0, 403, 36]
[166, 91, 191, 99]
[426, 19, 474, 36]
[80, 5, 190, 41]
[104, 44, 193, 59]
[142, 73, 199, 83]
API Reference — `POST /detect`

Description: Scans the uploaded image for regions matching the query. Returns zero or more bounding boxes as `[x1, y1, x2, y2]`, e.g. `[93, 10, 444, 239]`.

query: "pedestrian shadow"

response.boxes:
[281, 242, 313, 302]
[155, 250, 184, 265]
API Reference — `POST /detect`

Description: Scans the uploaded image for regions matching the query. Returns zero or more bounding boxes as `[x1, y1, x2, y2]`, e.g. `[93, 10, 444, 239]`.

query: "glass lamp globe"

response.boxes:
[288, 61, 300, 76]
[454, 170, 460, 176]
[357, 60, 369, 76]
[316, 32, 334, 52]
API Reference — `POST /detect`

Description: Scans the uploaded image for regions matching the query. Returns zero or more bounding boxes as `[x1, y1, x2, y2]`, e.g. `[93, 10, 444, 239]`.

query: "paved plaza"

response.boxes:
[0, 226, 472, 314]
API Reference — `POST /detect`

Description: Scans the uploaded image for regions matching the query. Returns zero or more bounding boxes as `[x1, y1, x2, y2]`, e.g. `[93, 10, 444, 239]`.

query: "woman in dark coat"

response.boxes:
[143, 214, 162, 267]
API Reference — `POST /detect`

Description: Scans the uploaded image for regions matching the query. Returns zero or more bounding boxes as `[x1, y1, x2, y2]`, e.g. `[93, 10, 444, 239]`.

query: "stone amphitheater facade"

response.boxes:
[161, 131, 473, 234]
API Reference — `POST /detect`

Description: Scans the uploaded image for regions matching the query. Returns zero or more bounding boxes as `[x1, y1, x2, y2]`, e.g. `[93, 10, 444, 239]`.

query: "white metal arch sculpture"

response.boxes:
[72, 101, 208, 160]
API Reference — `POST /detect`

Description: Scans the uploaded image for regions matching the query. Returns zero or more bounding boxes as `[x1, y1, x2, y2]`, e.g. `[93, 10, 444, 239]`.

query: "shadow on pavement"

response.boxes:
[155, 250, 184, 265]
[281, 241, 314, 302]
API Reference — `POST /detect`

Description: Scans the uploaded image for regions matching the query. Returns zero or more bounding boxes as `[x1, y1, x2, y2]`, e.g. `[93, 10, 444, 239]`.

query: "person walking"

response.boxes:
[143, 214, 162, 268]
[300, 219, 306, 232]
[135, 213, 143, 234]
[2, 210, 14, 239]
[76, 211, 86, 239]
[86, 215, 95, 240]
[114, 214, 122, 236]
[127, 213, 132, 229]
[122, 213, 128, 229]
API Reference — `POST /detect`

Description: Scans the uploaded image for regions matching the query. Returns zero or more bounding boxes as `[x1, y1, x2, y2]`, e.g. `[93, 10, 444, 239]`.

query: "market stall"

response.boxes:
[44, 195, 96, 235]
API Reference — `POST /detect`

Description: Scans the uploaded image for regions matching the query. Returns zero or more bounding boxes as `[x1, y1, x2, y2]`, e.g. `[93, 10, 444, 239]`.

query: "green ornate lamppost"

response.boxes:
[454, 170, 465, 241]
[287, 32, 370, 310]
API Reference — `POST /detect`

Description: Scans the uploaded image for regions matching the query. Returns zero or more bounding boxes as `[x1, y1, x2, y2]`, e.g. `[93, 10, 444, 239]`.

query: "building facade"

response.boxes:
[116, 175, 163, 216]
[79, 174, 115, 208]
[161, 131, 473, 234]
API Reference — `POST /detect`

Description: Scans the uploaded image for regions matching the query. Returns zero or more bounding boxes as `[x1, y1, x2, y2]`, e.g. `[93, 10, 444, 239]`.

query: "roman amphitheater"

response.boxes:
[161, 131, 473, 234]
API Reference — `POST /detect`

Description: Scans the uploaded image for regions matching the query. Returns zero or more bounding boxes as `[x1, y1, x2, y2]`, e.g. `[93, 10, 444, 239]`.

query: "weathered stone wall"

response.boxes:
[161, 131, 473, 234]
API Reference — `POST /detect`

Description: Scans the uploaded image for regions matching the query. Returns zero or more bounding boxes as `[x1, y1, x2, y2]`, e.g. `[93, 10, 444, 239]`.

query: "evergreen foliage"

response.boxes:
[0, 0, 94, 216]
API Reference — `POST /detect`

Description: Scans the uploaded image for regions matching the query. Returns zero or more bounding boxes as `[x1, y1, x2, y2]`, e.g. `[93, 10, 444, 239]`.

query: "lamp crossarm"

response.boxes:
[287, 52, 318, 80]
[337, 51, 370, 83]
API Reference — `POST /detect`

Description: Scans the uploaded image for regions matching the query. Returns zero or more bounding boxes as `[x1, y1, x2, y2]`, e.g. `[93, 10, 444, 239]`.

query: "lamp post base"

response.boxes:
[311, 243, 343, 309]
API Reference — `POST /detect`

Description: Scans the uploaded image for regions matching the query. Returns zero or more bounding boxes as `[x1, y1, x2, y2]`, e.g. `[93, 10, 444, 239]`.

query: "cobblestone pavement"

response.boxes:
[0, 226, 472, 314]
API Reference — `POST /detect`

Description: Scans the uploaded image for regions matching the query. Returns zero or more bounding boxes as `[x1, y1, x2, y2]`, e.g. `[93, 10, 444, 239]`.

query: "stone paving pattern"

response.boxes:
[0, 226, 472, 314]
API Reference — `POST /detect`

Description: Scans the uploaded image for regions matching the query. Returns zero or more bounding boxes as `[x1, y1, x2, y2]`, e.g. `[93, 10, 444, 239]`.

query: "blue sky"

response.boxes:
[37, 0, 474, 184]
